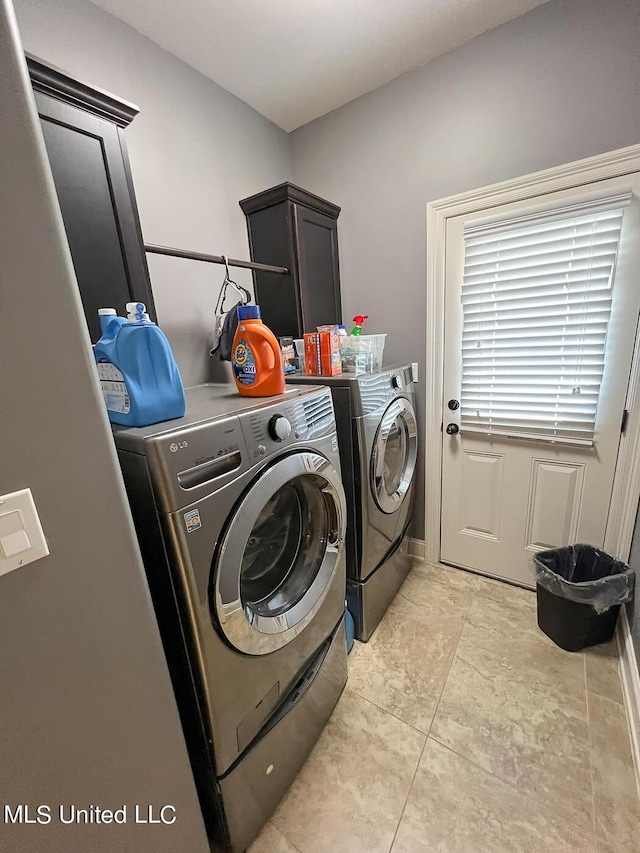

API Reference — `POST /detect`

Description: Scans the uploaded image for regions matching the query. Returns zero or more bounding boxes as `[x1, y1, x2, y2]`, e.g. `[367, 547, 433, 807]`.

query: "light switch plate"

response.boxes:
[0, 488, 49, 578]
[411, 362, 419, 383]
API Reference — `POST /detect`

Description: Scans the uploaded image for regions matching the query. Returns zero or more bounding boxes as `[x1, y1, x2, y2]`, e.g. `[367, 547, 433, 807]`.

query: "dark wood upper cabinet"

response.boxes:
[27, 55, 155, 343]
[240, 183, 342, 338]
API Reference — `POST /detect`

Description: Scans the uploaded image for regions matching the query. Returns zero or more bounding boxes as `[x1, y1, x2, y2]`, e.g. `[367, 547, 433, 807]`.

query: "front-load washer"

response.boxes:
[113, 383, 348, 852]
[288, 365, 418, 640]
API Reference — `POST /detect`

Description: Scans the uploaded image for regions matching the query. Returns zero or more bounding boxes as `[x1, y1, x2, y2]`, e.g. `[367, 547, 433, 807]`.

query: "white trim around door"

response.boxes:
[425, 142, 640, 570]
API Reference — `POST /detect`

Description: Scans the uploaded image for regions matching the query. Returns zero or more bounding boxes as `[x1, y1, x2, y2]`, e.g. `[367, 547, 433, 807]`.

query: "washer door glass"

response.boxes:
[371, 398, 418, 514]
[213, 452, 346, 655]
[241, 474, 331, 618]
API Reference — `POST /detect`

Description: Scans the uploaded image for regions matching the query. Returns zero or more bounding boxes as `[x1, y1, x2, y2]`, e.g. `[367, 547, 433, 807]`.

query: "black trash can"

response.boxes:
[533, 544, 635, 652]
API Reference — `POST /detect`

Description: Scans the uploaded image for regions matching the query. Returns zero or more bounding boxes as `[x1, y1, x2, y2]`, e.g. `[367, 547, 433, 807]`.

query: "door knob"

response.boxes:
[448, 399, 460, 411]
[446, 423, 459, 435]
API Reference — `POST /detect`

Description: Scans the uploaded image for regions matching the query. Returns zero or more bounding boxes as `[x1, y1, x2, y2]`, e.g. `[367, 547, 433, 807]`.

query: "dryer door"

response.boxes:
[371, 397, 418, 514]
[213, 452, 346, 655]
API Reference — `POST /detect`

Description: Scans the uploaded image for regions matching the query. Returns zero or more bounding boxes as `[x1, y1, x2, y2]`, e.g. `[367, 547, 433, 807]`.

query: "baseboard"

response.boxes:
[618, 606, 640, 797]
[408, 538, 426, 560]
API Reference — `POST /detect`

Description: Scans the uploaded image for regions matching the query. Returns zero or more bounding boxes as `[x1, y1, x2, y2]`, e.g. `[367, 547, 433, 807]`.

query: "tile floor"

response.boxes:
[249, 561, 640, 853]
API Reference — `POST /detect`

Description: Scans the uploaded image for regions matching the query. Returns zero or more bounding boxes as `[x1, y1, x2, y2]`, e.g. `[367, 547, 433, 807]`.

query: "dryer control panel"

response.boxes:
[357, 364, 414, 415]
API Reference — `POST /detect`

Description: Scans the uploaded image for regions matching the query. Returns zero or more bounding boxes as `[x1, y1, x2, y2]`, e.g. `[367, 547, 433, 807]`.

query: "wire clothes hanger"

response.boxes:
[215, 255, 251, 314]
[210, 256, 252, 358]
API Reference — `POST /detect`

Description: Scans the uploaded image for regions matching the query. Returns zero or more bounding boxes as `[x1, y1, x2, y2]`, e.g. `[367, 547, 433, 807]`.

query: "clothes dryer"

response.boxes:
[114, 383, 347, 852]
[288, 365, 418, 640]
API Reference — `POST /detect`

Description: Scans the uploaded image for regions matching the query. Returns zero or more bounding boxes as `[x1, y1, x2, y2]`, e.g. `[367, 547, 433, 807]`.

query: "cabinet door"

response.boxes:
[34, 92, 155, 343]
[293, 205, 342, 330]
[246, 202, 301, 337]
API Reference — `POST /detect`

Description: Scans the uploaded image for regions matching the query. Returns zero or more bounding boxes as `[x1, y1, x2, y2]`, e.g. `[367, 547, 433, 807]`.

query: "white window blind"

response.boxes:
[461, 195, 630, 444]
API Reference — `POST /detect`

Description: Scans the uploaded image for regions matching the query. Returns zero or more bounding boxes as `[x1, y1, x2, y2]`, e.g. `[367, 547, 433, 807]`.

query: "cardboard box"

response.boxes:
[319, 331, 342, 376]
[304, 331, 342, 376]
[303, 333, 321, 375]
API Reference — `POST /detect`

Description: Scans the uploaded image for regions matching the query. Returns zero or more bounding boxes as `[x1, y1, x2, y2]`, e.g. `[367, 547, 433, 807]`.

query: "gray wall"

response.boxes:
[0, 1, 210, 850]
[13, 0, 293, 388]
[291, 0, 640, 542]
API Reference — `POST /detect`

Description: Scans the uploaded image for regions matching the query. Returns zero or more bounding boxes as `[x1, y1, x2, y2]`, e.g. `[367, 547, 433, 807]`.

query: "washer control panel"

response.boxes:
[121, 387, 337, 512]
[242, 388, 334, 461]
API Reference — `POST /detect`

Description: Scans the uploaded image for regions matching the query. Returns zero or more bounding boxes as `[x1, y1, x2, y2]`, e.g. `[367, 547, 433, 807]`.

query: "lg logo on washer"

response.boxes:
[170, 440, 188, 453]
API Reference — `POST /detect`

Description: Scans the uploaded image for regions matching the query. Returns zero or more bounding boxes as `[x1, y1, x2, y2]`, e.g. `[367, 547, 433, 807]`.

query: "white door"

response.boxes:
[441, 176, 640, 587]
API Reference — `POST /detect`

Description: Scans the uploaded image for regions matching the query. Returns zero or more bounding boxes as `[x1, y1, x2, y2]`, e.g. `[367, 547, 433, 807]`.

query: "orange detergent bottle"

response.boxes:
[232, 305, 285, 397]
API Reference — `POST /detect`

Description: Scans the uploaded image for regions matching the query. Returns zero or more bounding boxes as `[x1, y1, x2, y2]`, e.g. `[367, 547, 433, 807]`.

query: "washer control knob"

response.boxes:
[391, 374, 403, 390]
[268, 415, 292, 442]
[257, 444, 267, 456]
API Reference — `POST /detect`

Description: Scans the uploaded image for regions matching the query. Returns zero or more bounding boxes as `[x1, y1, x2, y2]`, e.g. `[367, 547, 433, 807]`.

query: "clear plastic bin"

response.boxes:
[340, 334, 386, 375]
[293, 339, 305, 373]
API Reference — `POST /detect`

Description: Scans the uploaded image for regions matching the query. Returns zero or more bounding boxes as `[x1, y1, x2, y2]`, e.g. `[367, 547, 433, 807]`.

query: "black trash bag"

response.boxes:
[210, 302, 241, 362]
[533, 544, 635, 614]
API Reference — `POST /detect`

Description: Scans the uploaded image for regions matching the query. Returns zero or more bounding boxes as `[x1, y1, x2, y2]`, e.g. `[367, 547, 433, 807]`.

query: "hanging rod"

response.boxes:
[144, 243, 289, 275]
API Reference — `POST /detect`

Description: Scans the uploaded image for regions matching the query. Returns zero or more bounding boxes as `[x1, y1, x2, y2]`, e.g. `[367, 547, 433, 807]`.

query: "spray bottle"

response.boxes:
[350, 315, 369, 335]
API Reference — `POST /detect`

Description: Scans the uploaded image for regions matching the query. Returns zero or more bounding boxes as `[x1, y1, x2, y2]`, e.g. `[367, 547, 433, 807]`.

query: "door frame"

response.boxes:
[425, 143, 640, 571]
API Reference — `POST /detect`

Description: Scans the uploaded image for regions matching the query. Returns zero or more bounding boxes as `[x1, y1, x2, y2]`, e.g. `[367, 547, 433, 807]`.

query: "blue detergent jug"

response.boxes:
[94, 303, 185, 427]
[345, 605, 355, 654]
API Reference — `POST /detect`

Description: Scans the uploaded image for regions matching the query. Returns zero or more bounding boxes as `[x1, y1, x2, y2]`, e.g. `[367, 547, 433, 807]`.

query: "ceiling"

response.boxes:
[91, 0, 550, 132]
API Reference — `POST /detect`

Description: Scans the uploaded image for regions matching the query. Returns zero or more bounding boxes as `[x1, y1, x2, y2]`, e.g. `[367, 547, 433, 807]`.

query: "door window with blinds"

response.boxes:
[461, 194, 631, 445]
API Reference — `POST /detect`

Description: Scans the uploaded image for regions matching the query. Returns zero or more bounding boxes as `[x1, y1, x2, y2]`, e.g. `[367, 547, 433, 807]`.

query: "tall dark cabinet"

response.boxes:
[28, 55, 155, 343]
[240, 183, 342, 338]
